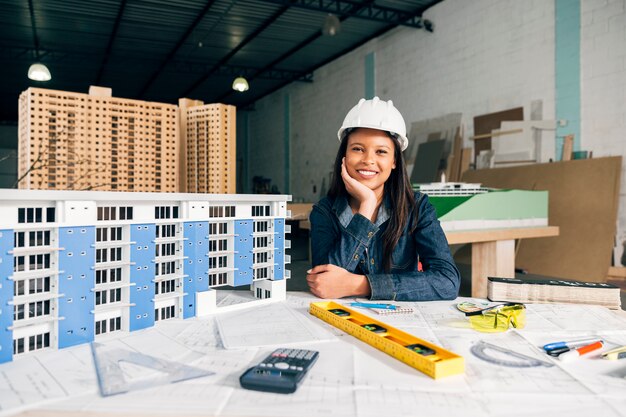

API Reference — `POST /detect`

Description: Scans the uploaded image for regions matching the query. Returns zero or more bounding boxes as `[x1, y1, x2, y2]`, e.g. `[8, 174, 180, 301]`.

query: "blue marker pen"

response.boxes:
[543, 337, 602, 352]
[349, 302, 397, 310]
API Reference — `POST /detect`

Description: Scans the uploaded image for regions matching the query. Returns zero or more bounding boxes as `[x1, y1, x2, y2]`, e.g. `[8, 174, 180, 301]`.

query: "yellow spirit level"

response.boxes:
[310, 301, 464, 379]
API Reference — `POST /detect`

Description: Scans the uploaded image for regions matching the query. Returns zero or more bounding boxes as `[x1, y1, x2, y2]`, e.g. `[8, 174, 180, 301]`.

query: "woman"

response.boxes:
[307, 97, 460, 301]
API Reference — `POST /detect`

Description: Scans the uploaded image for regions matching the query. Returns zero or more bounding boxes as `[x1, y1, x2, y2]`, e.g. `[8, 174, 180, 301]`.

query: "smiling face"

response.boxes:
[344, 128, 396, 198]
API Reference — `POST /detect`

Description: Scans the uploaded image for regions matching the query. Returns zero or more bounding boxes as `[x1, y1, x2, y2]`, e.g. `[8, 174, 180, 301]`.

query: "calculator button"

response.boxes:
[266, 363, 273, 368]
[274, 362, 289, 370]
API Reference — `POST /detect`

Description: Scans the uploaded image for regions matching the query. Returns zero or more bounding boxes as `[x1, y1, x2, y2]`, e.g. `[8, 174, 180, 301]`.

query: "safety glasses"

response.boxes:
[464, 303, 526, 333]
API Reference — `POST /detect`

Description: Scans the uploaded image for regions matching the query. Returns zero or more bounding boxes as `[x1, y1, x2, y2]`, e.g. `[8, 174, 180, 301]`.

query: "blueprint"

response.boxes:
[0, 295, 625, 417]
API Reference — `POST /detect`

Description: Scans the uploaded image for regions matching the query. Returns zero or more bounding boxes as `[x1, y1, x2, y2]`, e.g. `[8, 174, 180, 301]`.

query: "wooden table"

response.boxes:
[287, 204, 559, 298]
[445, 226, 560, 298]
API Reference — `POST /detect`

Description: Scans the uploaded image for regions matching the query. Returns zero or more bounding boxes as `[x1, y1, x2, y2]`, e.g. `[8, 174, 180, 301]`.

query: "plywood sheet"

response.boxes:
[405, 113, 462, 179]
[411, 139, 446, 184]
[462, 157, 622, 282]
[473, 107, 523, 159]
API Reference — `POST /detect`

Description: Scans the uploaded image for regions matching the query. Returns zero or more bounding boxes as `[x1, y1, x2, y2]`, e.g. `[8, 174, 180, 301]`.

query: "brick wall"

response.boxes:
[242, 0, 626, 259]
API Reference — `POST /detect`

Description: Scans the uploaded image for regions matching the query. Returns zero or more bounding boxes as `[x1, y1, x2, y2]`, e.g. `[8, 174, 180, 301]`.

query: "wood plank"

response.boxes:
[469, 128, 524, 140]
[471, 240, 515, 298]
[562, 134, 574, 161]
[445, 226, 559, 245]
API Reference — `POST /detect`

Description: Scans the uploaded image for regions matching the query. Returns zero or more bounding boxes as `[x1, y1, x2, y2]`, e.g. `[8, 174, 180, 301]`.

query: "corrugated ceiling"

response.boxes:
[0, 0, 442, 121]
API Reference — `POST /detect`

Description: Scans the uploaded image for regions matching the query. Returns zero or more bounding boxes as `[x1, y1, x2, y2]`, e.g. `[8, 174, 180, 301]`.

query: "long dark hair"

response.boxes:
[328, 129, 417, 272]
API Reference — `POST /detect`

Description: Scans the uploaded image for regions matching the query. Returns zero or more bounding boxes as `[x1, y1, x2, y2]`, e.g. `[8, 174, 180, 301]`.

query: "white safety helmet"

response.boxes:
[337, 96, 408, 151]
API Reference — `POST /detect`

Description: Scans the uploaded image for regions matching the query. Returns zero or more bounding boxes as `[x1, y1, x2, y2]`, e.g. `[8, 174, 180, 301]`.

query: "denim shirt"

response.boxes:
[309, 192, 460, 301]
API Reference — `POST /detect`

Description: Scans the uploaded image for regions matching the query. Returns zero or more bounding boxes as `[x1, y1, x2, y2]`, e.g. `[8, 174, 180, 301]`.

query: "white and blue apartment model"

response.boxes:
[0, 190, 291, 364]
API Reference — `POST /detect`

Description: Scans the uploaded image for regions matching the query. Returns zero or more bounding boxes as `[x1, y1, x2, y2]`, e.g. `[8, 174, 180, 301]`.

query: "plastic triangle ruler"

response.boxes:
[91, 342, 214, 396]
[310, 301, 464, 379]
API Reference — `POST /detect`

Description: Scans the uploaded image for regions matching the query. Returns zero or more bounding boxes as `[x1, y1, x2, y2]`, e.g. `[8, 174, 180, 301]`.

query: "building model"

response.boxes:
[179, 99, 236, 194]
[0, 190, 291, 364]
[18, 86, 179, 192]
[18, 86, 237, 193]
[416, 182, 548, 232]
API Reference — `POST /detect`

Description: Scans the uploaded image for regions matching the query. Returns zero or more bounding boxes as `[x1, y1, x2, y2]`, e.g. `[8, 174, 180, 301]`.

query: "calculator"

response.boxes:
[239, 348, 319, 394]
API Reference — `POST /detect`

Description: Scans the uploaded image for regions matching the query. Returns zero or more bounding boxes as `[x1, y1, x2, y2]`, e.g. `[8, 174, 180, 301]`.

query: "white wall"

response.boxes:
[580, 0, 626, 245]
[243, 0, 557, 203]
[242, 0, 626, 260]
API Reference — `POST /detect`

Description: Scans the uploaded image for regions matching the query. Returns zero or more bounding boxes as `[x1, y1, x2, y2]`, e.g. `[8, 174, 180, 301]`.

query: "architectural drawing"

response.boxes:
[0, 189, 291, 364]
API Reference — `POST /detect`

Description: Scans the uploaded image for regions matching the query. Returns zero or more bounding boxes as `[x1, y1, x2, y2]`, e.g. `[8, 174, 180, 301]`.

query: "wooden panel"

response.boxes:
[445, 226, 559, 245]
[463, 157, 622, 282]
[473, 107, 523, 159]
[471, 240, 515, 298]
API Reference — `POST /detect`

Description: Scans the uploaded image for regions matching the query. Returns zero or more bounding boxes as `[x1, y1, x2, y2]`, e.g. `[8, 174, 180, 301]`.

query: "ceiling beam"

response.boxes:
[137, 0, 217, 99]
[235, 1, 440, 108]
[95, 0, 127, 85]
[27, 0, 40, 59]
[216, 0, 376, 103]
[1, 46, 311, 83]
[173, 61, 313, 82]
[181, 5, 290, 98]
[261, 0, 433, 29]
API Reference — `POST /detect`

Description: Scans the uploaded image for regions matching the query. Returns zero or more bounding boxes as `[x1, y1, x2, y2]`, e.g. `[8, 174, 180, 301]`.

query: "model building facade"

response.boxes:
[179, 99, 236, 194]
[18, 86, 179, 192]
[0, 190, 291, 364]
[18, 87, 237, 193]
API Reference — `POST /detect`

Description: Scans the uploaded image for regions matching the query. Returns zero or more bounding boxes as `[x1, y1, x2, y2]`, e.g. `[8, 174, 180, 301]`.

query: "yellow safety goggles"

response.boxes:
[464, 303, 526, 333]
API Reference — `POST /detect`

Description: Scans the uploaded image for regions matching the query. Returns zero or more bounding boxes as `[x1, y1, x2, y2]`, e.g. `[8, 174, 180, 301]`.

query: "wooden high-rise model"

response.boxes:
[18, 86, 179, 192]
[179, 99, 236, 194]
[18, 87, 236, 193]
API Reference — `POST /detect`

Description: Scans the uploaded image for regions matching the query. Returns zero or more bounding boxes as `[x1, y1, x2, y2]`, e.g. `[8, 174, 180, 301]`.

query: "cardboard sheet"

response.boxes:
[463, 157, 622, 282]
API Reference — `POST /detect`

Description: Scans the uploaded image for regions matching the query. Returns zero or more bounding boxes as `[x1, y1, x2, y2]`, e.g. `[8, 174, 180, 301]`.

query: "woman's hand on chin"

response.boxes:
[341, 158, 377, 220]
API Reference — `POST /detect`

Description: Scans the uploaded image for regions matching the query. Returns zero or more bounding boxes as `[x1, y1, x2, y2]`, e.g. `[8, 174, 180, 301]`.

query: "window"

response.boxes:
[14, 230, 50, 248]
[254, 221, 269, 233]
[209, 272, 228, 287]
[209, 238, 228, 252]
[14, 300, 50, 320]
[155, 206, 179, 219]
[97, 316, 122, 335]
[209, 255, 228, 269]
[254, 267, 268, 280]
[22, 254, 50, 271]
[28, 277, 50, 294]
[252, 205, 270, 217]
[96, 226, 122, 242]
[95, 268, 121, 285]
[155, 305, 176, 322]
[156, 261, 176, 276]
[14, 332, 49, 355]
[209, 206, 232, 218]
[157, 224, 176, 238]
[255, 252, 269, 264]
[156, 279, 176, 295]
[156, 242, 176, 257]
[95, 290, 107, 305]
[98, 206, 133, 221]
[95, 288, 121, 305]
[97, 247, 122, 263]
[254, 236, 268, 248]
[18, 207, 54, 224]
